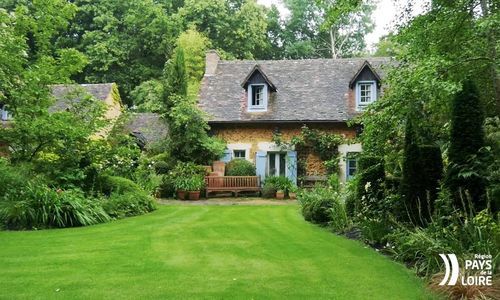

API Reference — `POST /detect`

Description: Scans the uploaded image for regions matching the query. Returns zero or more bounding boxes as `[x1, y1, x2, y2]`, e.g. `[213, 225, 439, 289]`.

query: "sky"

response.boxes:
[257, 0, 429, 50]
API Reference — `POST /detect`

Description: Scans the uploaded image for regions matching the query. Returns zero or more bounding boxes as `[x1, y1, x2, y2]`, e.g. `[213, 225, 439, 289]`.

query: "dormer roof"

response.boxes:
[241, 65, 277, 92]
[348, 60, 382, 88]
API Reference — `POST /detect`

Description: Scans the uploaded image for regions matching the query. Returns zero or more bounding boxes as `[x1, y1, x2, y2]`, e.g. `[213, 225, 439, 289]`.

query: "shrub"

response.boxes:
[102, 191, 157, 219]
[298, 186, 349, 230]
[158, 175, 176, 198]
[0, 185, 110, 230]
[95, 175, 142, 196]
[356, 155, 385, 218]
[154, 161, 171, 174]
[225, 159, 256, 176]
[261, 183, 277, 198]
[0, 159, 29, 198]
[264, 176, 293, 192]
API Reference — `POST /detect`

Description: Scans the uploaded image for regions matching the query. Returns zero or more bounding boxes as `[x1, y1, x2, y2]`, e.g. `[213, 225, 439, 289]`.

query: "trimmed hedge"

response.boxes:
[225, 159, 256, 176]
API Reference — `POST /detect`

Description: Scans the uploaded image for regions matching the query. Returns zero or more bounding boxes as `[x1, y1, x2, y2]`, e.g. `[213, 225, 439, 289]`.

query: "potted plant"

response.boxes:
[186, 175, 205, 200]
[276, 189, 285, 199]
[173, 177, 188, 200]
[288, 185, 298, 199]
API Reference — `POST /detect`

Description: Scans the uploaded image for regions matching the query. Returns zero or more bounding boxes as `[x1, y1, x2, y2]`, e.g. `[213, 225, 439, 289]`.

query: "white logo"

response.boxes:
[439, 254, 493, 286]
[439, 254, 460, 285]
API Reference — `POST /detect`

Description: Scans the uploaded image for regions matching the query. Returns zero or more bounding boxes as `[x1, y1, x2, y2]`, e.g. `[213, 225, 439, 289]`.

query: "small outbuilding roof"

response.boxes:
[50, 83, 116, 112]
[124, 113, 168, 147]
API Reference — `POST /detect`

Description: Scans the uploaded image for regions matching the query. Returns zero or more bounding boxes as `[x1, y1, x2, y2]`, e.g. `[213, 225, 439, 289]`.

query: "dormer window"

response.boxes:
[248, 84, 268, 111]
[241, 64, 276, 113]
[356, 81, 376, 110]
[349, 61, 382, 112]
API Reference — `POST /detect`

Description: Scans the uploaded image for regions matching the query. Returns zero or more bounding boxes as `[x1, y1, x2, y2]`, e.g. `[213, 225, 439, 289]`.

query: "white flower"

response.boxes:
[364, 182, 371, 192]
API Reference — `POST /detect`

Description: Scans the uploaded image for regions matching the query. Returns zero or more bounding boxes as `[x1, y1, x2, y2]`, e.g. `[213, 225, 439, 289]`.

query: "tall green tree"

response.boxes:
[57, 0, 179, 105]
[321, 0, 375, 58]
[361, 0, 499, 174]
[446, 80, 486, 211]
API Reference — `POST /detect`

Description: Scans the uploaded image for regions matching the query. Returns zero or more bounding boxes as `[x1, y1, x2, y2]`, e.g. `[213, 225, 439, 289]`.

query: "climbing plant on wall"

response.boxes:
[272, 125, 346, 175]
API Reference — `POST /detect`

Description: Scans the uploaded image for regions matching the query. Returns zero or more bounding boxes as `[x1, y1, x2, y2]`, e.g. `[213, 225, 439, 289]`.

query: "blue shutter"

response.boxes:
[286, 151, 297, 185]
[255, 151, 267, 186]
[221, 149, 232, 163]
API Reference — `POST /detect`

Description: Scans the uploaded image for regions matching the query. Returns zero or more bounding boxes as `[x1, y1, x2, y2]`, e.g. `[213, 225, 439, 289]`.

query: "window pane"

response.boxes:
[268, 153, 276, 176]
[251, 85, 264, 107]
[279, 153, 286, 176]
[234, 150, 245, 158]
[347, 158, 357, 178]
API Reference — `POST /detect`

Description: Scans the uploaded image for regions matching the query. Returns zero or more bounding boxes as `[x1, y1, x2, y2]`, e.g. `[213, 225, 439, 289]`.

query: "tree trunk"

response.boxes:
[329, 26, 337, 59]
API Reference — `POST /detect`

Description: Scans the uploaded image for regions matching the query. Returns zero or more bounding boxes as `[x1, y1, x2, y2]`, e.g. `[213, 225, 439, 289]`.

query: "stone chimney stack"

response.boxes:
[205, 50, 220, 76]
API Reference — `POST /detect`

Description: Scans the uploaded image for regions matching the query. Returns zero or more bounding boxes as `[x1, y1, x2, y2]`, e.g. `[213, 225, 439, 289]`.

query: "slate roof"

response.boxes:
[50, 83, 114, 112]
[124, 113, 168, 146]
[199, 57, 391, 122]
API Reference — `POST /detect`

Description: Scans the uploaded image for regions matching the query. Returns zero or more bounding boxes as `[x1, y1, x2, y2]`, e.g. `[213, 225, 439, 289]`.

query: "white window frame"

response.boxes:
[247, 84, 268, 112]
[267, 152, 287, 177]
[233, 149, 246, 159]
[356, 81, 377, 111]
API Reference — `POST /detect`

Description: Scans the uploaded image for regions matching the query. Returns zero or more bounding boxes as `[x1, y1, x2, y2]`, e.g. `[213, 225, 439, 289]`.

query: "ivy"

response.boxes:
[272, 125, 345, 174]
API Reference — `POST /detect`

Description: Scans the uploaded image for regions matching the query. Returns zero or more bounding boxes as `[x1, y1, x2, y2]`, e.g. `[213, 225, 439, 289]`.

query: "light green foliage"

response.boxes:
[0, 3, 87, 113]
[102, 191, 157, 219]
[1, 92, 107, 187]
[263, 176, 293, 192]
[167, 95, 226, 164]
[177, 28, 211, 83]
[0, 184, 110, 230]
[130, 80, 165, 112]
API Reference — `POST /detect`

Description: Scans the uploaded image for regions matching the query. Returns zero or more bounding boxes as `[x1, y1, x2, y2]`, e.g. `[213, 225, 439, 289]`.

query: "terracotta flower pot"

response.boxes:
[289, 192, 297, 200]
[188, 191, 201, 200]
[276, 191, 285, 199]
[176, 190, 186, 200]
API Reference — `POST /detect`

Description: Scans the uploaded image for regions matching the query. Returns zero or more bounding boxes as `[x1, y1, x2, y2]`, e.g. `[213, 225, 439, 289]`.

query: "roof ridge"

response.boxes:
[218, 57, 392, 64]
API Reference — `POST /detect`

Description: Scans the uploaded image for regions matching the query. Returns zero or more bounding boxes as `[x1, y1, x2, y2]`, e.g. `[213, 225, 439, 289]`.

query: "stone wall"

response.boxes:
[211, 122, 357, 177]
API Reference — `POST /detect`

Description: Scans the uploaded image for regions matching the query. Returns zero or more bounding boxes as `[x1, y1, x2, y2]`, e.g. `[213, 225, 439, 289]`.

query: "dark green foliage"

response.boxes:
[154, 161, 172, 175]
[158, 175, 176, 198]
[261, 183, 277, 198]
[356, 155, 385, 212]
[419, 145, 443, 209]
[0, 185, 110, 230]
[225, 159, 256, 176]
[102, 191, 157, 219]
[447, 81, 486, 211]
[400, 119, 427, 226]
[95, 175, 142, 196]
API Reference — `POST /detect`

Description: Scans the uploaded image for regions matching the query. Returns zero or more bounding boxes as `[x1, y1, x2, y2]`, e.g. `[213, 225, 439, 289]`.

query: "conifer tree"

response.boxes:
[447, 80, 486, 211]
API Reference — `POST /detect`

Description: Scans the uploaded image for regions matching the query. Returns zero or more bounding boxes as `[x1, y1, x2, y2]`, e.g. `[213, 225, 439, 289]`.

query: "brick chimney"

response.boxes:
[205, 50, 220, 76]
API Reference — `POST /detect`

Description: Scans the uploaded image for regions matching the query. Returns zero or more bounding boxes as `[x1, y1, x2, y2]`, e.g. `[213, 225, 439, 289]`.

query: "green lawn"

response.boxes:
[0, 205, 434, 299]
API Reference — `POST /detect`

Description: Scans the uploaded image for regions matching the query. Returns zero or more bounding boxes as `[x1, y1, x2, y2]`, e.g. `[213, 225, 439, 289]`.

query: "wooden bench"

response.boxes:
[301, 175, 327, 188]
[205, 176, 261, 198]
